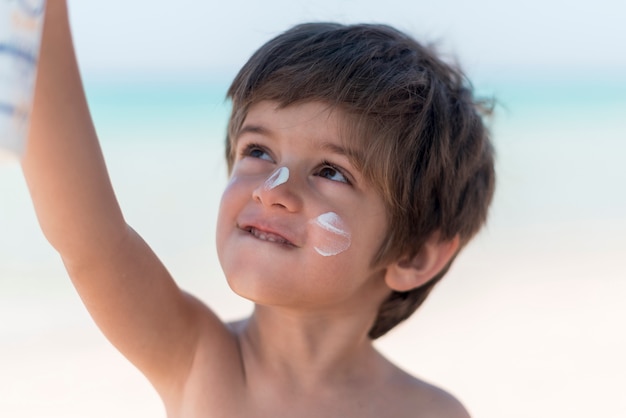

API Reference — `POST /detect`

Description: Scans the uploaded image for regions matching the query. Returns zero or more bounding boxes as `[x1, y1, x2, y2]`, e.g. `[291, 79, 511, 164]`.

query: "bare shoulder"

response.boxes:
[385, 365, 470, 418]
[406, 376, 470, 418]
[163, 304, 247, 416]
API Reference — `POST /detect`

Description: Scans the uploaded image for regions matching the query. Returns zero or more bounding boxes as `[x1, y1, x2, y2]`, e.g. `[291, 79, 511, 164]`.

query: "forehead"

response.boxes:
[236, 100, 366, 162]
[239, 101, 341, 138]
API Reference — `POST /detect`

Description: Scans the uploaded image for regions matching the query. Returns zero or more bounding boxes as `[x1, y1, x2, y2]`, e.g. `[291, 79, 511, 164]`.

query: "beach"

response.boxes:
[1, 79, 625, 417]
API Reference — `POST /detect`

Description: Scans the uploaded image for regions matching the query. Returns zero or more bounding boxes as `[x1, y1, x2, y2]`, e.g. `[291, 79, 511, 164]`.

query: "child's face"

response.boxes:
[216, 101, 391, 310]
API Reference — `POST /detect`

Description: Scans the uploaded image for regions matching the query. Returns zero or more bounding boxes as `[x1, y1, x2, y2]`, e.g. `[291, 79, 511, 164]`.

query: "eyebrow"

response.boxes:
[237, 123, 270, 139]
[237, 123, 364, 164]
[319, 142, 351, 158]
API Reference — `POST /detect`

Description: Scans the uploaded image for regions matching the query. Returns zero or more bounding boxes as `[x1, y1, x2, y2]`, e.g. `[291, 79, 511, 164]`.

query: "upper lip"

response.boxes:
[238, 220, 298, 247]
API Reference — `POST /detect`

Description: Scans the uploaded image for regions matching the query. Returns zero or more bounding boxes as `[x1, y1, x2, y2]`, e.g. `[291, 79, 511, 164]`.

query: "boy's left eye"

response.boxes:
[317, 163, 350, 184]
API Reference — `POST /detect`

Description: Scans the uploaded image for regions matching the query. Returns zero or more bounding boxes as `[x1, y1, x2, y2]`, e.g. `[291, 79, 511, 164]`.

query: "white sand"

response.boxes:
[2, 219, 625, 417]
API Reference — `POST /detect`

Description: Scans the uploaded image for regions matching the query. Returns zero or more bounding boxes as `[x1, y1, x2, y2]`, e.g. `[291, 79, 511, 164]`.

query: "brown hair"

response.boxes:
[226, 23, 495, 339]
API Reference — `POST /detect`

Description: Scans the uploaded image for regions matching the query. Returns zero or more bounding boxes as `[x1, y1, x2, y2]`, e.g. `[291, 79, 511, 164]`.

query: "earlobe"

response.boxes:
[384, 233, 460, 292]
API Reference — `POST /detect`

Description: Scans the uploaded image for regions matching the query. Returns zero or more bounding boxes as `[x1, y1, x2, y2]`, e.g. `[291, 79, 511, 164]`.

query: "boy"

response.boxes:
[22, 1, 494, 417]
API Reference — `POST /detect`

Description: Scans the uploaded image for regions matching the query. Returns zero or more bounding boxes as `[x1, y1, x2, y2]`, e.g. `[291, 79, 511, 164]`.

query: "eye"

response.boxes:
[241, 143, 273, 162]
[317, 162, 351, 184]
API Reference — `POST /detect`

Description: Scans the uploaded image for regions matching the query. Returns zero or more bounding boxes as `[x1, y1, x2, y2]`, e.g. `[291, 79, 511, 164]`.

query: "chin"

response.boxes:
[223, 267, 290, 305]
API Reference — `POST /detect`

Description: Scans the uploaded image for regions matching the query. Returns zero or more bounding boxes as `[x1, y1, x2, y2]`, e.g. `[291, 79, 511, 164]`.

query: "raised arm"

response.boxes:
[21, 0, 229, 401]
[22, 1, 124, 254]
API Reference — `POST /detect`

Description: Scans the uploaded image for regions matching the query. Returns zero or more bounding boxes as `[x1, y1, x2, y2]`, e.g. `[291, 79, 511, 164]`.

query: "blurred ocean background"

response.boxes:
[1, 1, 625, 417]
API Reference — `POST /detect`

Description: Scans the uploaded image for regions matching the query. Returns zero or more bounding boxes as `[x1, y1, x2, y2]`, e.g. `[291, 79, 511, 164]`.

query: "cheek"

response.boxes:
[217, 179, 235, 220]
[308, 212, 352, 257]
[218, 175, 248, 212]
[216, 178, 243, 247]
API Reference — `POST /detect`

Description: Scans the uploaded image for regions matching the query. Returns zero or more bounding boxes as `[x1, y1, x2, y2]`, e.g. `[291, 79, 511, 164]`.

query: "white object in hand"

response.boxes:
[0, 0, 46, 161]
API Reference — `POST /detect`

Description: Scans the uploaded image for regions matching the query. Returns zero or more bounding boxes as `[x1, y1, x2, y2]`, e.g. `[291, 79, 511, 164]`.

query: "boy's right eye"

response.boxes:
[241, 143, 273, 162]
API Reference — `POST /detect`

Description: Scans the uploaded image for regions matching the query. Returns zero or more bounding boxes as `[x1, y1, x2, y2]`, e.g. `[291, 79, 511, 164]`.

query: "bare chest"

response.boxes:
[172, 370, 421, 418]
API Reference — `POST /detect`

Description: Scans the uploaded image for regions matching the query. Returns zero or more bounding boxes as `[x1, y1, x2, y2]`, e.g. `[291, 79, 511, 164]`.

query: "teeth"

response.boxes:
[249, 227, 288, 244]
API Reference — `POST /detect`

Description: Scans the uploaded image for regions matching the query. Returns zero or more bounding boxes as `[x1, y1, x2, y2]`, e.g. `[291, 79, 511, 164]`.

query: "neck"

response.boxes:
[237, 303, 387, 390]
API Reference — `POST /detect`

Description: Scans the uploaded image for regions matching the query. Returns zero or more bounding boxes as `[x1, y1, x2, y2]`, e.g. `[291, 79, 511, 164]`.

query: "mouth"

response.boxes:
[243, 226, 295, 247]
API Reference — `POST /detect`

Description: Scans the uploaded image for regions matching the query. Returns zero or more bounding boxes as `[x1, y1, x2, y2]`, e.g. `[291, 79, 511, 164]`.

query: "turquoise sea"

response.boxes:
[1, 77, 625, 417]
[2, 77, 625, 266]
[0, 75, 626, 338]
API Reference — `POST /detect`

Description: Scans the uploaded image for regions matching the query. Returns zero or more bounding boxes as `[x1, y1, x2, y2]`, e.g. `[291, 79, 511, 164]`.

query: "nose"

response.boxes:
[252, 166, 303, 212]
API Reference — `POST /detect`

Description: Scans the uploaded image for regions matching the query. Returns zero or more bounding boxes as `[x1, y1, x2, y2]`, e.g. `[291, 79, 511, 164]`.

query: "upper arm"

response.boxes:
[21, 1, 235, 398]
[64, 225, 233, 397]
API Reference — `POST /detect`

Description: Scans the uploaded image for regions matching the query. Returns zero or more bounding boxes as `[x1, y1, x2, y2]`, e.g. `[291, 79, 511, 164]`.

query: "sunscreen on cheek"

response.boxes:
[264, 166, 289, 190]
[310, 212, 351, 256]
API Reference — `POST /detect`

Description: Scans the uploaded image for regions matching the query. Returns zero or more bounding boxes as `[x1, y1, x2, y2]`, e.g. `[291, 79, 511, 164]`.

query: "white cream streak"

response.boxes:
[311, 212, 351, 256]
[264, 166, 289, 190]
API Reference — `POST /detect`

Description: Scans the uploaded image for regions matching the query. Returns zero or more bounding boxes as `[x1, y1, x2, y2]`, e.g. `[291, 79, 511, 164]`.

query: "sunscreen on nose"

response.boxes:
[310, 212, 351, 256]
[264, 166, 289, 190]
[0, 0, 46, 162]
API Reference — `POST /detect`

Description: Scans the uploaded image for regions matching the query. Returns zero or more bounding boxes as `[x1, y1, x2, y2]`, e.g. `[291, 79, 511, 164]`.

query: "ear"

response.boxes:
[384, 233, 460, 292]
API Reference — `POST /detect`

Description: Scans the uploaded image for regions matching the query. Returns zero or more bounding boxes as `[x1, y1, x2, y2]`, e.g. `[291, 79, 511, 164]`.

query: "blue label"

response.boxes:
[0, 42, 37, 66]
[17, 0, 46, 17]
[0, 102, 17, 115]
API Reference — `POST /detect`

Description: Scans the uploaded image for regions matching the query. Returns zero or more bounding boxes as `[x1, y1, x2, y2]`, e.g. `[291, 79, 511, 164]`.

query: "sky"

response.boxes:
[66, 0, 626, 83]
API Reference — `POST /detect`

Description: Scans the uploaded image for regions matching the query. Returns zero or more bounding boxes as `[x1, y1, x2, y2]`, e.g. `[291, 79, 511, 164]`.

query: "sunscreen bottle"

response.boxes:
[0, 0, 46, 161]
